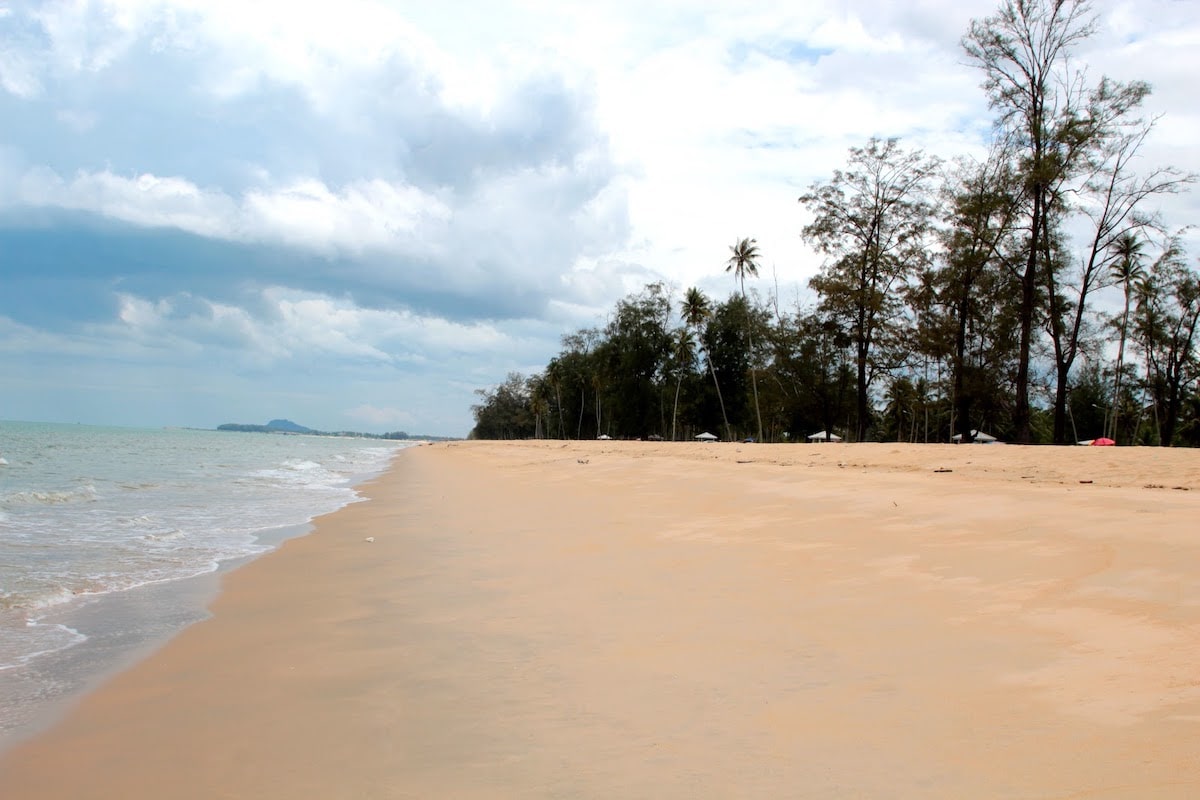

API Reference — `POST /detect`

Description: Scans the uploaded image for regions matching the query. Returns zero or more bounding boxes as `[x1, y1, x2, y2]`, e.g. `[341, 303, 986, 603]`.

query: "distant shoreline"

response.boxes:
[216, 420, 459, 441]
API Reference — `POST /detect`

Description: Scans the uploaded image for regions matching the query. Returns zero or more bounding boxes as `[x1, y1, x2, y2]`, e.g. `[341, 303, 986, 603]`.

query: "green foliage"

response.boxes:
[469, 1, 1200, 448]
[1136, 245, 1200, 445]
[470, 373, 536, 440]
[599, 283, 674, 437]
[727, 237, 766, 441]
[800, 137, 940, 441]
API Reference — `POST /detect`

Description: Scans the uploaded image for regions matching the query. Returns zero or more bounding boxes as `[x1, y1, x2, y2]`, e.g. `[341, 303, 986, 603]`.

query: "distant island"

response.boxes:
[216, 419, 457, 441]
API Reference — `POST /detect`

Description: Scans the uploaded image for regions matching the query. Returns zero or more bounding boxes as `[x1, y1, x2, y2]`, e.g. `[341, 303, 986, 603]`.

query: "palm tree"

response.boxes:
[681, 287, 732, 441]
[726, 237, 764, 442]
[545, 358, 566, 439]
[670, 327, 695, 441]
[1108, 232, 1145, 441]
[531, 393, 549, 439]
[528, 375, 551, 439]
[591, 372, 604, 438]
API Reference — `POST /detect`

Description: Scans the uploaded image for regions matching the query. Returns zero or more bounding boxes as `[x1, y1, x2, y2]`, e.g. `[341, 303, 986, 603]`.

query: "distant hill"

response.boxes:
[265, 419, 313, 433]
[217, 419, 313, 434]
[216, 420, 458, 441]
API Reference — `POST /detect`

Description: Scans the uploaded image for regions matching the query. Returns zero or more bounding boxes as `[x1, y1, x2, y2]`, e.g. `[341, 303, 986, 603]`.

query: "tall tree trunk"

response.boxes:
[1013, 190, 1041, 444]
[953, 289, 974, 442]
[577, 387, 585, 439]
[855, 340, 870, 441]
[747, 324, 763, 442]
[1052, 365, 1070, 443]
[671, 371, 682, 441]
[1163, 381, 1181, 447]
[740, 285, 764, 442]
[1110, 287, 1132, 442]
[705, 349, 732, 442]
[555, 386, 564, 439]
[1045, 267, 1071, 445]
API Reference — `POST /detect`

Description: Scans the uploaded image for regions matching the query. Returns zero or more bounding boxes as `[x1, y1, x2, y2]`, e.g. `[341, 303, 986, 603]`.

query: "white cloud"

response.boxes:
[3, 0, 1200, 435]
[9, 167, 452, 256]
[7, 0, 1194, 295]
[0, 49, 41, 97]
[97, 286, 528, 368]
[18, 168, 238, 237]
[241, 178, 451, 256]
[345, 404, 415, 428]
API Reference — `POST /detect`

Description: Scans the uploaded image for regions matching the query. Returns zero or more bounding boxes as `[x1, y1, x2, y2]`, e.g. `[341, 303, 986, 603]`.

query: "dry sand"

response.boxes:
[2, 440, 1199, 798]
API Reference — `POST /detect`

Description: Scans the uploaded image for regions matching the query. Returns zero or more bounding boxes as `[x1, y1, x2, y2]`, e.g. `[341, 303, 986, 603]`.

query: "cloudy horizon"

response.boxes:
[2, 0, 1198, 436]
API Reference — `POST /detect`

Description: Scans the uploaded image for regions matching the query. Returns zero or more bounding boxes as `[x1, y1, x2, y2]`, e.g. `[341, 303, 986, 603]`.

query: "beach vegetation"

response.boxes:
[727, 238, 766, 443]
[682, 287, 732, 442]
[799, 138, 941, 442]
[1107, 232, 1147, 441]
[1134, 241, 1200, 445]
[470, 373, 537, 440]
[470, 0, 1200, 447]
[962, 0, 1099, 444]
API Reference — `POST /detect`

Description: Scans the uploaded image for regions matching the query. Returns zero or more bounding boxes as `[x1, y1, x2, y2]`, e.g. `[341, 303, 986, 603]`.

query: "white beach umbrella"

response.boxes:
[951, 430, 998, 443]
[694, 432, 718, 441]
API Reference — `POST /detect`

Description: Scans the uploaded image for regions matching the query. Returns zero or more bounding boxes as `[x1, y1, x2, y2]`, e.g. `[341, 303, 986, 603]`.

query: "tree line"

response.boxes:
[471, 0, 1200, 446]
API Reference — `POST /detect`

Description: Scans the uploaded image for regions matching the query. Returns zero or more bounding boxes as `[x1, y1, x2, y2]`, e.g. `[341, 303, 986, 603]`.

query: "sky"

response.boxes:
[2, 0, 1198, 437]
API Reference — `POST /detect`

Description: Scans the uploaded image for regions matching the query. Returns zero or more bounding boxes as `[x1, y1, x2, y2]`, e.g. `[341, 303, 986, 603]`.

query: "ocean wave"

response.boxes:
[0, 427, 404, 683]
[2, 485, 98, 507]
[0, 620, 88, 671]
[143, 529, 185, 542]
[1, 585, 79, 613]
[0, 558, 233, 614]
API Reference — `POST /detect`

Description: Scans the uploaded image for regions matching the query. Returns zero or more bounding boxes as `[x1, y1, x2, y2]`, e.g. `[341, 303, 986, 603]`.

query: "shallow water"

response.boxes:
[0, 420, 406, 745]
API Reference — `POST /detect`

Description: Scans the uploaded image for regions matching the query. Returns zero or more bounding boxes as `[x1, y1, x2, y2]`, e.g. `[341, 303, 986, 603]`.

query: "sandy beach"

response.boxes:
[2, 440, 1198, 798]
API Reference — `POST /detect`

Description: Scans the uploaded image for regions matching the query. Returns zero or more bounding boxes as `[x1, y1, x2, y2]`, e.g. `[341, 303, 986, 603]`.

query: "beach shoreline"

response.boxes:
[2, 440, 1198, 798]
[0, 518, 317, 755]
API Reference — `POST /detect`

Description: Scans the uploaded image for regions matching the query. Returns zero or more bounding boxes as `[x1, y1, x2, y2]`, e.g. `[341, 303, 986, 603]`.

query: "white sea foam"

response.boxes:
[0, 621, 87, 672]
[0, 422, 404, 663]
[2, 485, 98, 506]
[6, 586, 79, 613]
[0, 422, 407, 741]
[142, 529, 184, 542]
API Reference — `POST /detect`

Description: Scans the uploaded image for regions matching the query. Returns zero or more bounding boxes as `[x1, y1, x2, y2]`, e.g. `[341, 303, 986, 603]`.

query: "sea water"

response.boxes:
[0, 421, 406, 745]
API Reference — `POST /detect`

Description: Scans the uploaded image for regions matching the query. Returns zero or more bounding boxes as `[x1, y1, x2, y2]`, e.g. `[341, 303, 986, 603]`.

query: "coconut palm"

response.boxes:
[670, 327, 695, 441]
[545, 358, 566, 439]
[726, 237, 764, 442]
[1108, 232, 1146, 441]
[591, 372, 604, 438]
[681, 287, 732, 441]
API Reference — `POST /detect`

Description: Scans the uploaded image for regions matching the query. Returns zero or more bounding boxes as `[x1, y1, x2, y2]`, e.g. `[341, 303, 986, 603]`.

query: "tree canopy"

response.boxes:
[471, 0, 1199, 447]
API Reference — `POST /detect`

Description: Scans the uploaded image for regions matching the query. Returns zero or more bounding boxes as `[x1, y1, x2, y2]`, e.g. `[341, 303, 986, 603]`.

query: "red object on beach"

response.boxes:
[1090, 437, 1116, 446]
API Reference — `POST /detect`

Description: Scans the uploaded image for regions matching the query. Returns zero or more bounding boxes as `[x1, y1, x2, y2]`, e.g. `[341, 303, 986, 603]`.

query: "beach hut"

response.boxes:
[694, 432, 718, 441]
[807, 431, 843, 442]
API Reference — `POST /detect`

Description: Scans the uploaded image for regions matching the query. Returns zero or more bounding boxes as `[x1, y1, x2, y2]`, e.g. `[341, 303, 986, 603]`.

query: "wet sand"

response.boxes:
[2, 441, 1199, 798]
